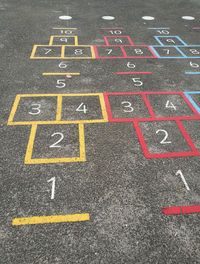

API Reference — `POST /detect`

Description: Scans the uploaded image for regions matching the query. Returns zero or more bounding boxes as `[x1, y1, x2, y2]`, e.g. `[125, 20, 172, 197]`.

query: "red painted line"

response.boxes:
[104, 36, 134, 46]
[162, 205, 200, 215]
[192, 27, 200, 29]
[142, 94, 156, 118]
[103, 94, 113, 121]
[101, 27, 124, 29]
[162, 207, 181, 215]
[133, 121, 151, 158]
[175, 120, 199, 154]
[121, 46, 128, 57]
[148, 46, 158, 58]
[104, 36, 109, 46]
[93, 46, 99, 58]
[181, 205, 200, 214]
[116, 72, 152, 75]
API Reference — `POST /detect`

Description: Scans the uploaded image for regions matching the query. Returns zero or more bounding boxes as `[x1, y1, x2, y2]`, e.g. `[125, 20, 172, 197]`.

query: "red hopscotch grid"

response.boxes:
[133, 120, 199, 159]
[162, 205, 200, 215]
[104, 36, 134, 46]
[103, 92, 200, 122]
[103, 92, 200, 159]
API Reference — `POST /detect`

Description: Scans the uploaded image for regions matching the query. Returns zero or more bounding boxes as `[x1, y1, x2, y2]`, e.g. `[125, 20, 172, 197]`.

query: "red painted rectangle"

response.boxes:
[162, 205, 200, 215]
[116, 72, 152, 75]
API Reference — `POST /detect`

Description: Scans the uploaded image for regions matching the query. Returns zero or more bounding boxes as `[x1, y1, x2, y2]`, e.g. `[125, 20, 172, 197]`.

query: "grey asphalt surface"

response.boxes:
[0, 0, 200, 263]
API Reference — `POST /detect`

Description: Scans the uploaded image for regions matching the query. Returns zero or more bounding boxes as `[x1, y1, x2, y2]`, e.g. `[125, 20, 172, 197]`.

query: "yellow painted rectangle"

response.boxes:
[56, 95, 62, 121]
[7, 93, 108, 126]
[12, 213, 90, 226]
[42, 73, 80, 76]
[30, 45, 62, 59]
[49, 36, 78, 46]
[24, 123, 86, 164]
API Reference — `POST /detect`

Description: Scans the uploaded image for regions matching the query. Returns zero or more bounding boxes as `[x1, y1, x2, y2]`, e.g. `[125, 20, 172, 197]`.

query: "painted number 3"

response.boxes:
[29, 103, 41, 115]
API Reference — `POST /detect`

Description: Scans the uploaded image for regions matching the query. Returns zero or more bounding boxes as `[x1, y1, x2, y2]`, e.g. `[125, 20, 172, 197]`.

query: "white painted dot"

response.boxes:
[182, 16, 195, 20]
[102, 16, 115, 20]
[59, 15, 72, 20]
[142, 16, 155, 21]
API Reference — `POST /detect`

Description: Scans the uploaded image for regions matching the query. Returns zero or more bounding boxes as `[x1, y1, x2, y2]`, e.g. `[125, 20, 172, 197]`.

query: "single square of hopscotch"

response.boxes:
[24, 123, 86, 164]
[49, 35, 78, 46]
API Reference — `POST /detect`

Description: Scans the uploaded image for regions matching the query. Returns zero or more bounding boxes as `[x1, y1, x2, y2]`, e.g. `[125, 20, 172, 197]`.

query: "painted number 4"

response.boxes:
[165, 100, 176, 110]
[76, 103, 87, 114]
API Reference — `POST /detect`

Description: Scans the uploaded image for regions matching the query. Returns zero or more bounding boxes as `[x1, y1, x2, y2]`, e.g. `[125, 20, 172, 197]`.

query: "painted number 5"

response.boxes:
[156, 129, 172, 144]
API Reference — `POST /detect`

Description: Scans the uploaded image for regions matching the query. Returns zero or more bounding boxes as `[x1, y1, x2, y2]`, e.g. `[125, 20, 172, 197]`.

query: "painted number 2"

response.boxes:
[49, 132, 64, 148]
[156, 129, 172, 144]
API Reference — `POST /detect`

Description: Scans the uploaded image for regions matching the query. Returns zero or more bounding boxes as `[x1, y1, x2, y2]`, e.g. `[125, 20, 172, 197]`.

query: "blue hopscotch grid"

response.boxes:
[184, 91, 200, 113]
[151, 35, 200, 58]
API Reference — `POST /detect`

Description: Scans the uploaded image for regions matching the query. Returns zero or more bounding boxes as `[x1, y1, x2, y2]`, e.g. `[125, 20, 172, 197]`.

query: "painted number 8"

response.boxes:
[75, 49, 83, 55]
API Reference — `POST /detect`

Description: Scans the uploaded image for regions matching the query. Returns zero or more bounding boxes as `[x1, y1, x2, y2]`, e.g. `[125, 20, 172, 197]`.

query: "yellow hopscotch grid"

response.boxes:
[49, 35, 78, 46]
[7, 93, 108, 125]
[12, 213, 90, 226]
[30, 45, 96, 59]
[24, 123, 86, 164]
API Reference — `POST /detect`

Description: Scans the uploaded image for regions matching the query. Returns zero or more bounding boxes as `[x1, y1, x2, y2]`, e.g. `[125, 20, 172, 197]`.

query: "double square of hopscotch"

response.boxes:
[7, 91, 200, 164]
[30, 35, 157, 59]
[150, 36, 200, 58]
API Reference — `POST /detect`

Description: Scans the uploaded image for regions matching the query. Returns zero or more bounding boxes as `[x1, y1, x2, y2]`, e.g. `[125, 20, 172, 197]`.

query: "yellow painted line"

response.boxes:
[24, 123, 86, 164]
[42, 72, 80, 76]
[61, 45, 65, 58]
[7, 95, 21, 124]
[79, 124, 86, 161]
[49, 36, 54, 45]
[7, 119, 108, 125]
[99, 93, 108, 122]
[19, 93, 103, 97]
[24, 124, 37, 164]
[52, 28, 78, 30]
[56, 95, 62, 121]
[30, 45, 37, 59]
[12, 213, 90, 226]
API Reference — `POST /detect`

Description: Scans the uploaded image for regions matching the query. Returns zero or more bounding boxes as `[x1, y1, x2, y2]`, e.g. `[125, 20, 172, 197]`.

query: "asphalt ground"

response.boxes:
[0, 0, 200, 263]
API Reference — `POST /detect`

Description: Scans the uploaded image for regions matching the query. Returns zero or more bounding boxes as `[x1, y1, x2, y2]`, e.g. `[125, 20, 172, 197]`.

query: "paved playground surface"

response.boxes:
[0, 0, 200, 263]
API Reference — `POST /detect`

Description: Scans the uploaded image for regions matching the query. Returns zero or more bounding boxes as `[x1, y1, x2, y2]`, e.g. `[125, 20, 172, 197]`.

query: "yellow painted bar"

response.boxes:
[42, 72, 80, 76]
[56, 95, 62, 121]
[79, 124, 86, 161]
[24, 124, 38, 163]
[7, 95, 21, 124]
[49, 36, 78, 46]
[12, 213, 90, 226]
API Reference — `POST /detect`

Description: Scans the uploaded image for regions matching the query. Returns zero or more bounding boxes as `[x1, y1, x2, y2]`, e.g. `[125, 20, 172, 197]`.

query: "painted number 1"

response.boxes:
[47, 177, 56, 199]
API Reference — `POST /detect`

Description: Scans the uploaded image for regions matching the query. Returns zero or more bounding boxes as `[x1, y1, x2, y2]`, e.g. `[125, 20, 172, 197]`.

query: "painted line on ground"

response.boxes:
[12, 213, 90, 226]
[42, 73, 80, 76]
[185, 72, 200, 75]
[148, 27, 170, 29]
[161, 205, 200, 215]
[101, 27, 124, 29]
[116, 72, 152, 75]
